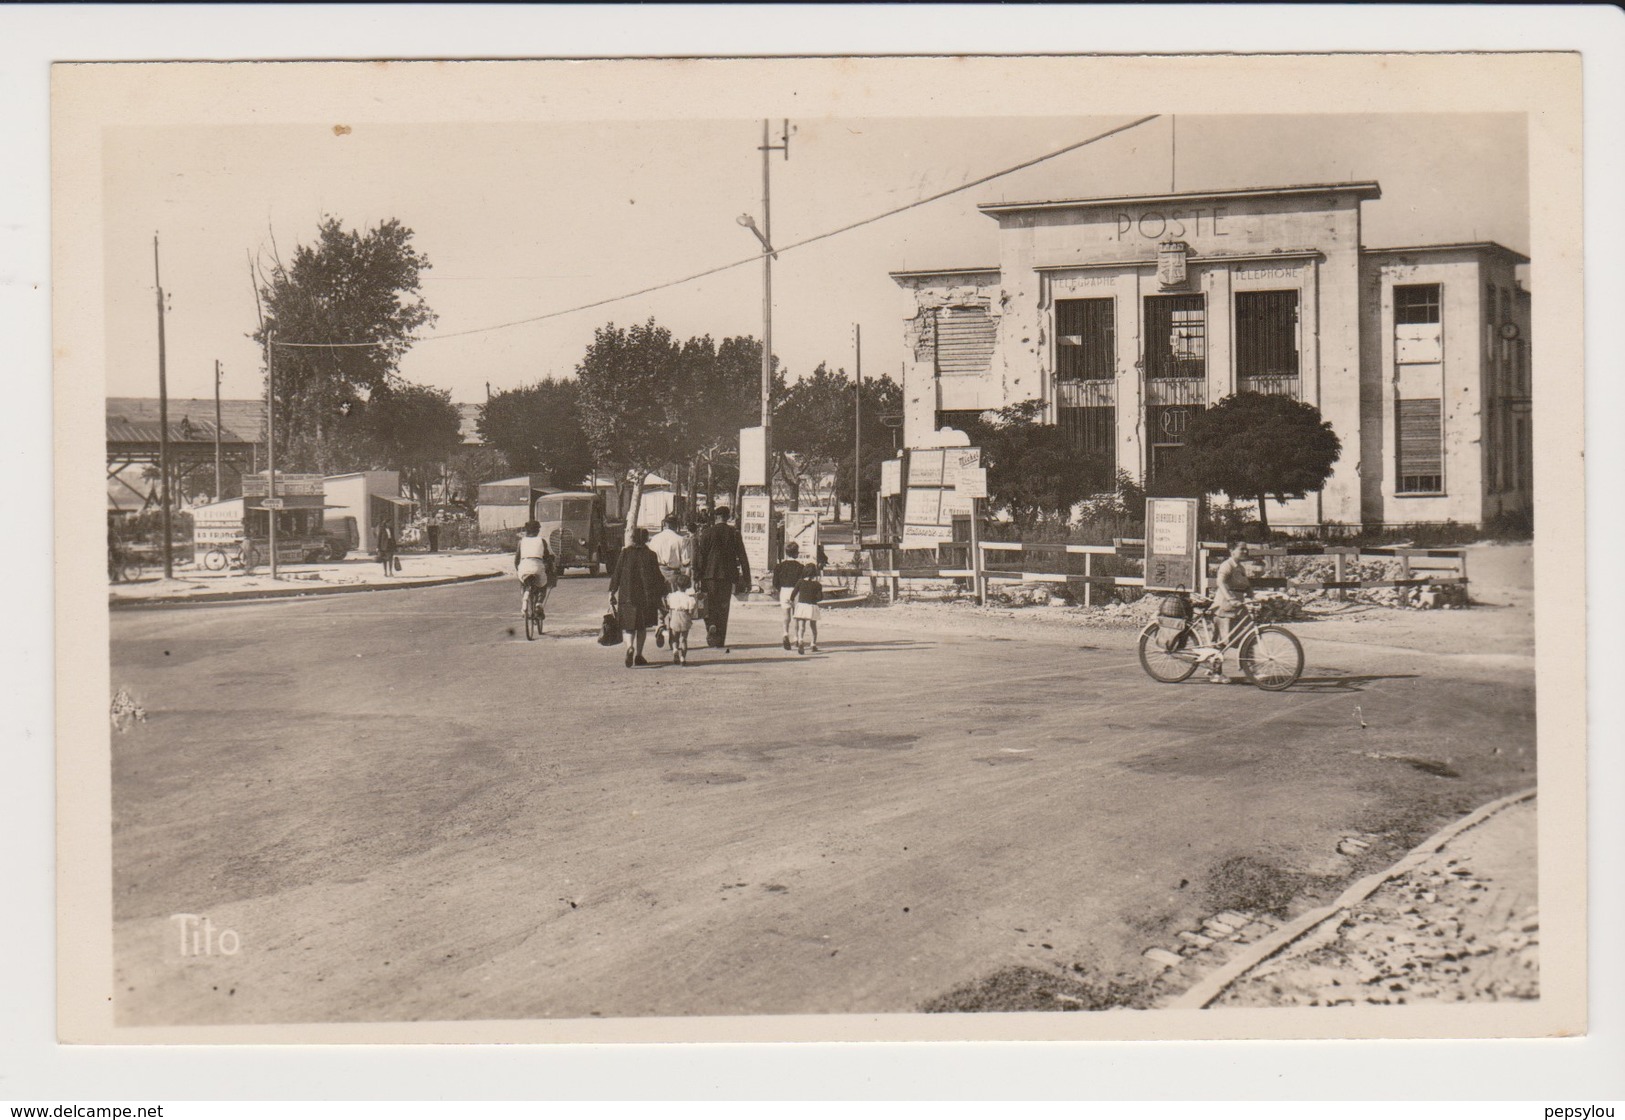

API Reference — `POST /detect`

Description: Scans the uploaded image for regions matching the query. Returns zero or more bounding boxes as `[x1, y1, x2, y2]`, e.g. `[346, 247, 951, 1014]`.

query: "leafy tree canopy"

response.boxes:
[477, 378, 594, 488]
[252, 216, 436, 474]
[351, 382, 464, 504]
[961, 400, 1107, 528]
[1179, 391, 1342, 534]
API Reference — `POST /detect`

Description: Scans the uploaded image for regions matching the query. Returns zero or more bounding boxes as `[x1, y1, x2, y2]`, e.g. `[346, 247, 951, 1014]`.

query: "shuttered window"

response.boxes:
[934, 307, 996, 376]
[1235, 290, 1299, 380]
[1396, 398, 1443, 494]
[1055, 298, 1114, 380]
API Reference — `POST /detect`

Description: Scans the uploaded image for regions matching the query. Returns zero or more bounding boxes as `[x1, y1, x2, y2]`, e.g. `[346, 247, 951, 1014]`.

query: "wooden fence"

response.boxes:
[848, 540, 1470, 604]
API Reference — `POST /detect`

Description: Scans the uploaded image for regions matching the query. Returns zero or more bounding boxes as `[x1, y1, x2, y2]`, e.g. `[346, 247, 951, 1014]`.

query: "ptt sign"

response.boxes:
[1115, 207, 1231, 241]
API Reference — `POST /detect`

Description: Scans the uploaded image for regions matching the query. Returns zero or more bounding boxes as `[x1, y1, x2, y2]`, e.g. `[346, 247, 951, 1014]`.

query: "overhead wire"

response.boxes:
[266, 114, 1161, 351]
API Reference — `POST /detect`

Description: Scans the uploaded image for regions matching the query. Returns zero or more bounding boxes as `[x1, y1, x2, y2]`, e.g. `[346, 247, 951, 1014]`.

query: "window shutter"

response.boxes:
[1397, 398, 1443, 491]
[935, 308, 996, 375]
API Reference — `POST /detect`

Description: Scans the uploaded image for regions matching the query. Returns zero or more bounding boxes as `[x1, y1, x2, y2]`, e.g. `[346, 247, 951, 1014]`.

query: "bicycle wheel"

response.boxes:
[120, 559, 144, 583]
[1239, 625, 1304, 691]
[203, 549, 228, 571]
[524, 588, 541, 640]
[1138, 621, 1197, 683]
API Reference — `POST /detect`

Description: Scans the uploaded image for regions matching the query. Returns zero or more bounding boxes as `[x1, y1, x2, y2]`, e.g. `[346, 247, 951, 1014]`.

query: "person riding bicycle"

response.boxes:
[514, 519, 557, 619]
[1206, 540, 1253, 684]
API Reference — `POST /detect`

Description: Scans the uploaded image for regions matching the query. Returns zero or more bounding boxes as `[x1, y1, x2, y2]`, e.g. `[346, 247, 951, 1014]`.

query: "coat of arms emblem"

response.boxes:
[1157, 239, 1190, 289]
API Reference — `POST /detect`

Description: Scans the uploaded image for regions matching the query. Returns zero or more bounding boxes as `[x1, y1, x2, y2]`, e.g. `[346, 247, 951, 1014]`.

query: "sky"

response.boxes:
[102, 112, 1528, 406]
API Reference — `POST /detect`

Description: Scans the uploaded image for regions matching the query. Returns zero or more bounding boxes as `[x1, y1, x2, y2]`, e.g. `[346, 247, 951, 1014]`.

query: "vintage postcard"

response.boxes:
[54, 53, 1585, 1045]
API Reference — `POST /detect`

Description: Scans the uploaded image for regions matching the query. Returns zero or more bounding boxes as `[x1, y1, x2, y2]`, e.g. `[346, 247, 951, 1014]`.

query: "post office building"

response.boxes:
[890, 182, 1531, 529]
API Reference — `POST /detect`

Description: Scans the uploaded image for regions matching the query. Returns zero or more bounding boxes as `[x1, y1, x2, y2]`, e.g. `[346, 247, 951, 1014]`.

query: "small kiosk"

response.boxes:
[192, 472, 332, 567]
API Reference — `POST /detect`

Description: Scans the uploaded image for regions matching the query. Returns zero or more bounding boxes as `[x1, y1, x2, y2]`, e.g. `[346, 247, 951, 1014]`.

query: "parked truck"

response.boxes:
[533, 491, 623, 576]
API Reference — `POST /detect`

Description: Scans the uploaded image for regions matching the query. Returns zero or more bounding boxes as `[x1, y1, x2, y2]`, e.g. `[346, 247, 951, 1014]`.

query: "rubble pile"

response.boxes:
[1250, 593, 1307, 623]
[1216, 857, 1538, 1007]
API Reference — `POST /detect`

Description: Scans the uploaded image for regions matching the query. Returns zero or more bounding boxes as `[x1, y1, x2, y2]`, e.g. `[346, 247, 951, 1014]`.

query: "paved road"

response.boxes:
[108, 574, 1536, 1025]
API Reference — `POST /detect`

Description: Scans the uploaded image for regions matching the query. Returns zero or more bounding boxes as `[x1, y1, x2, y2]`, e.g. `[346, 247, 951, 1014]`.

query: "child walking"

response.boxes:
[791, 564, 824, 654]
[771, 541, 806, 651]
[663, 572, 699, 666]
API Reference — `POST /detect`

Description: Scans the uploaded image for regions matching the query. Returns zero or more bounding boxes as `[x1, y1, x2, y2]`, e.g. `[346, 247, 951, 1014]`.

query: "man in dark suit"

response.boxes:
[693, 505, 751, 651]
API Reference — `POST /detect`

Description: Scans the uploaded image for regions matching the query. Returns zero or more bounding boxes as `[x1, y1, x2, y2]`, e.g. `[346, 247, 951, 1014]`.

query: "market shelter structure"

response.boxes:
[891, 182, 1531, 530]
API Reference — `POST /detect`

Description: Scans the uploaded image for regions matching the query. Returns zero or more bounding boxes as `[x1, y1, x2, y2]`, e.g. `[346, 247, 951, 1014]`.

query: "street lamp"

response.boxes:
[738, 119, 789, 581]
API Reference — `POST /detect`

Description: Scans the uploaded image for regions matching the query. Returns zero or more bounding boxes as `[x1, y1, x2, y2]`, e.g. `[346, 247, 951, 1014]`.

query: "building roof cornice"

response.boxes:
[888, 266, 1001, 282]
[978, 181, 1382, 218]
[1362, 241, 1530, 264]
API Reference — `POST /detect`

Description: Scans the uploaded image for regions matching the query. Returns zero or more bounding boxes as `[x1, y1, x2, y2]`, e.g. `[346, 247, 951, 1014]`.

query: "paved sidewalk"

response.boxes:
[109, 550, 509, 605]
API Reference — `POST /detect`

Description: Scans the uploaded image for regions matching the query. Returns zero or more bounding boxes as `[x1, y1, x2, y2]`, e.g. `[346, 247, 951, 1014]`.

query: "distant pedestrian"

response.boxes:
[608, 526, 666, 668]
[772, 541, 806, 651]
[376, 523, 396, 577]
[693, 505, 751, 652]
[792, 563, 824, 654]
[427, 514, 441, 553]
[662, 572, 699, 666]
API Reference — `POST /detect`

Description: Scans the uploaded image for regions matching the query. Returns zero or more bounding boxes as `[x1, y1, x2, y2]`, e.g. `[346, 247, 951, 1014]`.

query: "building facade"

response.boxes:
[891, 182, 1531, 529]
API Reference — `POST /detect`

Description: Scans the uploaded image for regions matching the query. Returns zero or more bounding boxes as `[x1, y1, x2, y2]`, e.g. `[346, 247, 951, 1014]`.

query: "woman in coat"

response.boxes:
[608, 526, 667, 668]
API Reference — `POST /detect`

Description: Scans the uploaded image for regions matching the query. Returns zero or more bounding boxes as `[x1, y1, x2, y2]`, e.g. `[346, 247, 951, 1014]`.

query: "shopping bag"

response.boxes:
[598, 612, 623, 646]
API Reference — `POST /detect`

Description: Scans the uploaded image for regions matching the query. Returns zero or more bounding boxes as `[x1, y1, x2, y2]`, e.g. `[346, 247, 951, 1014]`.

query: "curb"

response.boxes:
[109, 570, 505, 609]
[1167, 786, 1538, 1010]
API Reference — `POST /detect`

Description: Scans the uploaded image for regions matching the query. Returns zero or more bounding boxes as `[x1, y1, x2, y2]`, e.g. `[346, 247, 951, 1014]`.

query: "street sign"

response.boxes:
[260, 497, 286, 510]
[1144, 497, 1199, 592]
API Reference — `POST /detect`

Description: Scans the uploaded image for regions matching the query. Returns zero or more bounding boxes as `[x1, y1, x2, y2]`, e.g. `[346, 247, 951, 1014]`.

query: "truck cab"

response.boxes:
[533, 491, 622, 576]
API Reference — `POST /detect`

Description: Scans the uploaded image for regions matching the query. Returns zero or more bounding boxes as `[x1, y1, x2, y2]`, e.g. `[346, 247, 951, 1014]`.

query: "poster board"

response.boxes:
[903, 446, 981, 549]
[1144, 497, 1200, 592]
[738, 490, 772, 585]
[784, 509, 820, 567]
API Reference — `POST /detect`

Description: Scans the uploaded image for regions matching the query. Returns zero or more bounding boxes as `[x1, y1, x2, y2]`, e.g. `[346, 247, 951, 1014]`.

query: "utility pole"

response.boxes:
[213, 359, 223, 499]
[266, 333, 278, 580]
[852, 322, 862, 549]
[247, 252, 278, 580]
[153, 235, 174, 580]
[736, 118, 790, 579]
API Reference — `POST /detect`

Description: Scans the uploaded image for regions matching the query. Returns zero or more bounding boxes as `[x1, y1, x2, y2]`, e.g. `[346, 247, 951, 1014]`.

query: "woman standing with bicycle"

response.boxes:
[1208, 540, 1252, 684]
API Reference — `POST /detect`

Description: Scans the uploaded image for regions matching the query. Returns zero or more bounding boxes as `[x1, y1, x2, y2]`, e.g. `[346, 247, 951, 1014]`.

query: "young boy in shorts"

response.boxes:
[772, 541, 807, 651]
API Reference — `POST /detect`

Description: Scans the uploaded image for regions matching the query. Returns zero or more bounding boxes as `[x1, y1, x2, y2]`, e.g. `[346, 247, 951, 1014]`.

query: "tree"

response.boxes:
[961, 400, 1100, 528]
[477, 378, 594, 487]
[352, 382, 464, 505]
[834, 372, 903, 520]
[574, 319, 685, 540]
[444, 446, 511, 509]
[252, 216, 435, 474]
[678, 334, 771, 514]
[773, 361, 852, 508]
[1179, 391, 1343, 535]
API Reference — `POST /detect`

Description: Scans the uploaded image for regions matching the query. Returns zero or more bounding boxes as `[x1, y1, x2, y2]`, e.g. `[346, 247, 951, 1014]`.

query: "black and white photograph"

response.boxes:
[50, 51, 1590, 1050]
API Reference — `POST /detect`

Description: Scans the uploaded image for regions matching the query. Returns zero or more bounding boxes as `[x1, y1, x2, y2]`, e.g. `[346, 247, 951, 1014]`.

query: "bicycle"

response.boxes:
[1137, 596, 1304, 691]
[202, 541, 260, 574]
[108, 547, 144, 584]
[521, 576, 548, 641]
